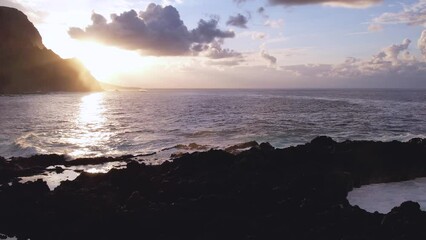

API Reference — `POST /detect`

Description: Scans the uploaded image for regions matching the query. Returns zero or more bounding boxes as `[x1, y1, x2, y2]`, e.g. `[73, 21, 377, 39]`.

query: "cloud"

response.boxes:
[202, 40, 243, 59]
[320, 0, 382, 8]
[281, 37, 426, 85]
[161, 0, 183, 5]
[69, 3, 236, 57]
[252, 32, 267, 40]
[237, 31, 267, 41]
[235, 0, 382, 8]
[264, 18, 284, 28]
[207, 58, 245, 67]
[378, 38, 411, 62]
[260, 50, 277, 65]
[257, 7, 269, 18]
[261, 36, 288, 48]
[233, 0, 247, 4]
[282, 64, 332, 77]
[419, 30, 426, 59]
[370, 0, 426, 28]
[0, 0, 23, 10]
[191, 18, 235, 43]
[368, 23, 383, 32]
[226, 13, 249, 28]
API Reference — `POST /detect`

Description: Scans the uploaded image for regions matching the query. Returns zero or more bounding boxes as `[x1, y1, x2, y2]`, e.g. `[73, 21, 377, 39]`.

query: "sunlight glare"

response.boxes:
[66, 93, 112, 157]
[79, 93, 105, 124]
[73, 42, 146, 81]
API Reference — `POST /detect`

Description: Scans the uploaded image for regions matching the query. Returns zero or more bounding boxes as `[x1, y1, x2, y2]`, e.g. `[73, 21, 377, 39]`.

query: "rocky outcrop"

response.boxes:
[0, 7, 101, 94]
[0, 137, 426, 239]
[0, 154, 134, 184]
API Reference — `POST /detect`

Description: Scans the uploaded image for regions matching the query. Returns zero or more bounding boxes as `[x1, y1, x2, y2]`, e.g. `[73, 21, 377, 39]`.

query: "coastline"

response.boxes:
[1, 137, 426, 239]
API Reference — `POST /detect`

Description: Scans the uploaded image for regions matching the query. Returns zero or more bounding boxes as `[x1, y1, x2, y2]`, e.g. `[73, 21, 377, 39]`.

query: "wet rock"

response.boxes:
[10, 154, 67, 168]
[49, 166, 64, 174]
[409, 138, 426, 145]
[259, 142, 274, 151]
[125, 191, 144, 209]
[66, 156, 131, 166]
[310, 136, 336, 147]
[174, 143, 209, 151]
[225, 141, 259, 154]
[0, 154, 134, 185]
[380, 201, 426, 239]
[0, 137, 426, 239]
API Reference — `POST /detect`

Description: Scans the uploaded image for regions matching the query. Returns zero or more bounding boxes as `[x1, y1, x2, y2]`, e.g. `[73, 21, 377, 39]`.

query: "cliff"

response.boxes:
[0, 7, 101, 94]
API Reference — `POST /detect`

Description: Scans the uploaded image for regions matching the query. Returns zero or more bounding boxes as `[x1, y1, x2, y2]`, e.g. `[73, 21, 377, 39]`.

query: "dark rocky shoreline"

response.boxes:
[1, 137, 426, 239]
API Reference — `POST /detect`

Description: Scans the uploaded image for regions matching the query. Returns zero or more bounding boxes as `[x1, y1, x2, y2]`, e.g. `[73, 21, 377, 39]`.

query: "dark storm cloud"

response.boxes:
[226, 13, 249, 28]
[69, 3, 236, 57]
[234, 0, 382, 8]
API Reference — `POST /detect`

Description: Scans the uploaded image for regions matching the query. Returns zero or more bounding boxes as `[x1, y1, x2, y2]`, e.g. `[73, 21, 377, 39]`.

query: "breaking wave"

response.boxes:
[0, 89, 425, 159]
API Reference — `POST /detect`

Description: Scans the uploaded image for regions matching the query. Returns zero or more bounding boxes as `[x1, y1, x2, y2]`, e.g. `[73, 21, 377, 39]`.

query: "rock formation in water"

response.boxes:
[1, 137, 426, 239]
[0, 7, 101, 94]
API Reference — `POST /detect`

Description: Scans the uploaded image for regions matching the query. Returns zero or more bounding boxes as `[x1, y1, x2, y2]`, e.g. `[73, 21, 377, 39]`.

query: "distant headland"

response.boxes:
[0, 7, 101, 94]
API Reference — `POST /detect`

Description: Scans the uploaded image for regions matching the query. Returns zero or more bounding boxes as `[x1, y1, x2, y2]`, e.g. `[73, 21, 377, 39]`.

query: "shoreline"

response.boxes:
[1, 136, 426, 239]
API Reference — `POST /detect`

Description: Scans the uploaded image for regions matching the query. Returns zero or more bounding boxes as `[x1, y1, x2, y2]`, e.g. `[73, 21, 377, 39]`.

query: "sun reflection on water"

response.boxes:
[67, 93, 112, 158]
[79, 93, 106, 125]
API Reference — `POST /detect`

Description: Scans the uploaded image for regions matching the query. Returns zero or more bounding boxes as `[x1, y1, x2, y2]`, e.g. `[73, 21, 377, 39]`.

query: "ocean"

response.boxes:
[1, 89, 425, 162]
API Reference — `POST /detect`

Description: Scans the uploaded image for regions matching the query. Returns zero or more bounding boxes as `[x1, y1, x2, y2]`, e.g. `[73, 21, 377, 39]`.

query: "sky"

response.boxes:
[1, 0, 426, 88]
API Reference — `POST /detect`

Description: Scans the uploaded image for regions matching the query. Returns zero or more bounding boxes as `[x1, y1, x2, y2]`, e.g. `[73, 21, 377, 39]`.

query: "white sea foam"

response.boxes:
[20, 170, 80, 190]
[20, 162, 127, 190]
[348, 177, 426, 214]
[7, 133, 46, 157]
[0, 89, 425, 159]
[0, 233, 17, 240]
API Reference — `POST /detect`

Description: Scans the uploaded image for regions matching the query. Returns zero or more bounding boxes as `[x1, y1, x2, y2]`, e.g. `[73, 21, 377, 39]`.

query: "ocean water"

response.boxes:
[0, 89, 425, 161]
[348, 177, 426, 214]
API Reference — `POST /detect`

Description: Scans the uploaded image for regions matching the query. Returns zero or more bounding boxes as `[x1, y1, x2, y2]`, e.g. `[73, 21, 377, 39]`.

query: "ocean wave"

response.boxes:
[1, 90, 425, 159]
[372, 133, 426, 143]
[162, 143, 210, 152]
[285, 95, 354, 103]
[285, 95, 426, 108]
[0, 233, 17, 240]
[5, 133, 46, 157]
[189, 130, 216, 137]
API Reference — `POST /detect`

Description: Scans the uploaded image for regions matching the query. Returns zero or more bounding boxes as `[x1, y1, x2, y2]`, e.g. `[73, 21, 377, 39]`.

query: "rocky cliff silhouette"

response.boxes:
[0, 7, 101, 94]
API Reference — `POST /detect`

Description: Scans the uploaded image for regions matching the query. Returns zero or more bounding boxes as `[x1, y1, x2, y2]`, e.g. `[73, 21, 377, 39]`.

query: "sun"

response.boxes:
[38, 25, 179, 86]
[36, 24, 145, 82]
[71, 42, 145, 82]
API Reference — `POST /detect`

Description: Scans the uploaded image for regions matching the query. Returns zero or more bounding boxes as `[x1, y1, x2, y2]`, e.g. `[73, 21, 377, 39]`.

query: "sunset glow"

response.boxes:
[1, 1, 426, 239]
[5, 0, 423, 88]
[73, 42, 145, 82]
